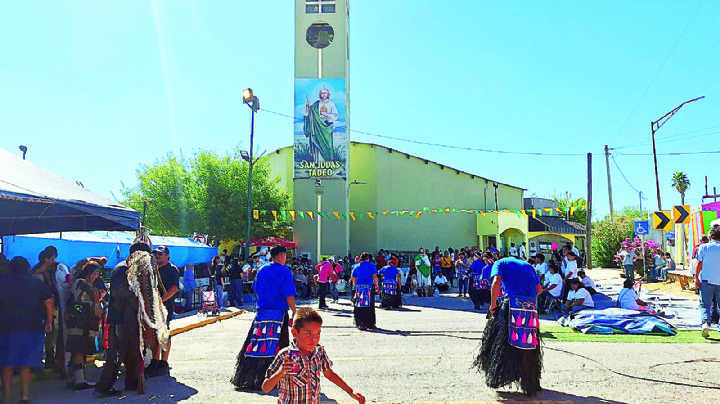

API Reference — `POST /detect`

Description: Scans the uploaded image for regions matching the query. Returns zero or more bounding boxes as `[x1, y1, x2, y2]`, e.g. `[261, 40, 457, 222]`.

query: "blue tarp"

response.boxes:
[568, 308, 677, 336]
[0, 147, 139, 236]
[2, 231, 217, 269]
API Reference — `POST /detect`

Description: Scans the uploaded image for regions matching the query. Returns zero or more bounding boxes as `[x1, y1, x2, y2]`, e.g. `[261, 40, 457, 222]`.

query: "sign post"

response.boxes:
[635, 221, 648, 287]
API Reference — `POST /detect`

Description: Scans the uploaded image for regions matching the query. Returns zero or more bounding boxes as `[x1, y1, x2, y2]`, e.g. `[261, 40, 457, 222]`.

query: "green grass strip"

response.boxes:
[541, 326, 720, 343]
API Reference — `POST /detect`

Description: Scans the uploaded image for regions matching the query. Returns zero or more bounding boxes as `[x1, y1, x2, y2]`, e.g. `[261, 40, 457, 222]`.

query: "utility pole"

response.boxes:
[605, 145, 614, 221]
[651, 96, 705, 211]
[586, 153, 593, 269]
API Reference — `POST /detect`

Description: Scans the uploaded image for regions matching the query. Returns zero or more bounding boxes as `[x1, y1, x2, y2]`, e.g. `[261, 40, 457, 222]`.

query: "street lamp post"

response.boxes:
[345, 180, 366, 257]
[242, 88, 260, 259]
[650, 96, 704, 211]
[18, 145, 27, 160]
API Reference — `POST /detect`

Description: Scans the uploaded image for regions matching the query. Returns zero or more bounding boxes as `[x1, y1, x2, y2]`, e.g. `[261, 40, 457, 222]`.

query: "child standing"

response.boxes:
[262, 308, 365, 404]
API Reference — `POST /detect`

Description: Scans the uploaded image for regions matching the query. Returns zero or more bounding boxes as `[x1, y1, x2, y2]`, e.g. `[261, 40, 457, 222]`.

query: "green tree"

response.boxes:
[671, 171, 690, 205]
[551, 192, 587, 224]
[122, 149, 291, 245]
[591, 206, 644, 268]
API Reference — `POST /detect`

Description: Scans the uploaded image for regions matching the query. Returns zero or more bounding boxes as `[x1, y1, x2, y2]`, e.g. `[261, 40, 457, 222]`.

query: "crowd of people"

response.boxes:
[3, 229, 717, 402]
[0, 239, 176, 401]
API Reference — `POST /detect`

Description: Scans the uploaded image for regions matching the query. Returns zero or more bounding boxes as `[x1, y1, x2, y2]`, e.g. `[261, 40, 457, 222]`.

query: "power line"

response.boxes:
[264, 108, 718, 157]
[609, 0, 704, 144]
[614, 124, 720, 150]
[615, 150, 720, 156]
[262, 109, 587, 157]
[610, 154, 642, 194]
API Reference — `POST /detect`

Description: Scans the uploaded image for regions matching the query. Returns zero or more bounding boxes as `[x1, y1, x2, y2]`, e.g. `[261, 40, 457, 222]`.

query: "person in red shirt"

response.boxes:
[375, 250, 386, 271]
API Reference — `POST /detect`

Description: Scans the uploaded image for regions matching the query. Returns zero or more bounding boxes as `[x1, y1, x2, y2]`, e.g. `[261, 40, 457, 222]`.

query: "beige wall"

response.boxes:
[265, 142, 526, 257]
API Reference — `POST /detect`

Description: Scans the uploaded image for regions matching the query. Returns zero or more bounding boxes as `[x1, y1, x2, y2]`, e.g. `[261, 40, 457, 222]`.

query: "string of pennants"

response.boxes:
[252, 205, 588, 221]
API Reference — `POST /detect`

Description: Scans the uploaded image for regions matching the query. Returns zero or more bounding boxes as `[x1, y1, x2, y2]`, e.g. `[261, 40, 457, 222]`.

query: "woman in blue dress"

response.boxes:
[379, 256, 402, 309]
[469, 253, 493, 310]
[350, 252, 379, 330]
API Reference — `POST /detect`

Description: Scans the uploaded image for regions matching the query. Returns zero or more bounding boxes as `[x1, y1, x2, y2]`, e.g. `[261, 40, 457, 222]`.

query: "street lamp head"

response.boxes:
[18, 145, 27, 160]
[240, 150, 250, 162]
[243, 88, 260, 112]
[242, 88, 254, 102]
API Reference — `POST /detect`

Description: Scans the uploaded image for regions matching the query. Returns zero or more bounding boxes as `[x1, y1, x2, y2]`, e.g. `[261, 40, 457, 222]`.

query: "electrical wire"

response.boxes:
[609, 0, 704, 144]
[262, 109, 588, 157]
[614, 124, 720, 150]
[610, 154, 643, 194]
[544, 346, 720, 391]
[616, 150, 720, 156]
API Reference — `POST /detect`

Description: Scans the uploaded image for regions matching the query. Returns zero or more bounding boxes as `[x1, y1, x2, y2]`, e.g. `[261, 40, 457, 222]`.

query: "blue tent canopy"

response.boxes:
[0, 147, 139, 236]
[2, 231, 218, 269]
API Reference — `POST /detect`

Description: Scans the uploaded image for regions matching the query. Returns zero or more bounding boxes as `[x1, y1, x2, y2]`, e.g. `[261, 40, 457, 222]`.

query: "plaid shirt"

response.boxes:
[266, 343, 333, 404]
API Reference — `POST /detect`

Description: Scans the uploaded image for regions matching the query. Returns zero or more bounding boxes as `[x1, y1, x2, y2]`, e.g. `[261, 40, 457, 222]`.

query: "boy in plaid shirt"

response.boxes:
[262, 308, 365, 404]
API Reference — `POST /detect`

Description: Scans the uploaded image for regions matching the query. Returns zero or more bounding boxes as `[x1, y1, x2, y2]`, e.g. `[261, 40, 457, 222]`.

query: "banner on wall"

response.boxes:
[294, 78, 348, 179]
[252, 205, 589, 222]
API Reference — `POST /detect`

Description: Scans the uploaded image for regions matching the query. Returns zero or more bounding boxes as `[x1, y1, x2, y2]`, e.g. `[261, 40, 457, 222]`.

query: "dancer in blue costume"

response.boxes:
[474, 257, 543, 396]
[351, 252, 379, 330]
[379, 256, 402, 309]
[231, 245, 297, 391]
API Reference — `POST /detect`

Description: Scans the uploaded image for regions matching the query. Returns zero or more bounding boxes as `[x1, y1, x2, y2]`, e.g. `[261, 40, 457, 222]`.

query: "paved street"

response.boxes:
[17, 278, 720, 404]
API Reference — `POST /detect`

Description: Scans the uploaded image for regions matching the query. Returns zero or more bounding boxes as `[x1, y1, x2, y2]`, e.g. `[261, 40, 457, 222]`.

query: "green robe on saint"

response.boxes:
[303, 101, 335, 161]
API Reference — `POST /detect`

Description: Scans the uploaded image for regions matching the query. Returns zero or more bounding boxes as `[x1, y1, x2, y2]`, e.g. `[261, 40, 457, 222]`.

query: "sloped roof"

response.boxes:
[529, 216, 586, 235]
[0, 147, 139, 235]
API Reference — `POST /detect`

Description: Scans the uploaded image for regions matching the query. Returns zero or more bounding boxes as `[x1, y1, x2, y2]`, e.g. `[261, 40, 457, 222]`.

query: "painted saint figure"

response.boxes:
[304, 87, 338, 162]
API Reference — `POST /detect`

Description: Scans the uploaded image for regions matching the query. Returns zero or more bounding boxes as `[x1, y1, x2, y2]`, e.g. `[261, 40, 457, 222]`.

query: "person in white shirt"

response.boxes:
[617, 278, 655, 313]
[577, 270, 597, 295]
[534, 254, 548, 282]
[563, 279, 594, 314]
[508, 243, 518, 258]
[433, 273, 449, 292]
[619, 247, 637, 282]
[529, 243, 538, 256]
[519, 242, 527, 260]
[538, 263, 563, 311]
[562, 251, 579, 302]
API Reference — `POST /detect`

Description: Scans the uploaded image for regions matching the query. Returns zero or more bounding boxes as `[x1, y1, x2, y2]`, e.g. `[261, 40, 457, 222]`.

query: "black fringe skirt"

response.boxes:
[380, 285, 402, 309]
[230, 311, 290, 391]
[474, 299, 543, 396]
[353, 287, 376, 329]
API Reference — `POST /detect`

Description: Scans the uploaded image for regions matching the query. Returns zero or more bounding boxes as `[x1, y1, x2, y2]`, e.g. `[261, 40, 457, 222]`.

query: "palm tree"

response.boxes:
[671, 172, 690, 205]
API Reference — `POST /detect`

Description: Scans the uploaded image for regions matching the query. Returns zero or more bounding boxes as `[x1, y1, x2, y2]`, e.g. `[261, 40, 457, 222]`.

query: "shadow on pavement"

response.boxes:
[22, 363, 198, 404]
[499, 389, 629, 403]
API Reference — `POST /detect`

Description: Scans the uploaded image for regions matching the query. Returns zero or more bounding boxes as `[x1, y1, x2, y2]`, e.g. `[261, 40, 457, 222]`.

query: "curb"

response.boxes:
[170, 309, 246, 336]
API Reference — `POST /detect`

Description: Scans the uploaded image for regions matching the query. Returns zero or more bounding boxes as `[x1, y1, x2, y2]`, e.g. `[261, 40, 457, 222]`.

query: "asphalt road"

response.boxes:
[17, 287, 720, 404]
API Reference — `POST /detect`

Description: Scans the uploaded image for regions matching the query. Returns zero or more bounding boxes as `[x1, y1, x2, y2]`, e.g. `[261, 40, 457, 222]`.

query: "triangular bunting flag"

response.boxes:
[281, 210, 287, 221]
[382, 211, 388, 215]
[531, 209, 537, 218]
[340, 212, 347, 220]
[480, 210, 486, 216]
[367, 211, 375, 220]
[298, 211, 305, 219]
[307, 211, 314, 220]
[349, 212, 356, 221]
[415, 211, 423, 218]
[333, 211, 341, 220]
[431, 209, 438, 213]
[289, 210, 296, 220]
[271, 211, 278, 221]
[252, 209, 259, 220]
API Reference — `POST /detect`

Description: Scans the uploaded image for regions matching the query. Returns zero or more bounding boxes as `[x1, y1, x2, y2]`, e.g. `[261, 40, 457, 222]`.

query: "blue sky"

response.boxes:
[2, 0, 718, 218]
